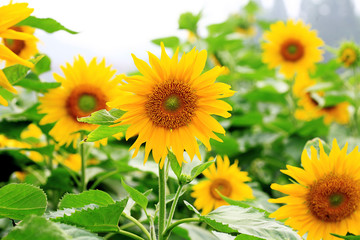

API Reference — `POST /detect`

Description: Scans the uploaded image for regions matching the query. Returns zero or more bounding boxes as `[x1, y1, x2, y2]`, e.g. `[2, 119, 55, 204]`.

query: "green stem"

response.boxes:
[163, 218, 201, 239]
[158, 164, 166, 240]
[287, 75, 297, 128]
[122, 212, 151, 240]
[79, 140, 87, 192]
[47, 138, 53, 171]
[89, 169, 119, 190]
[117, 227, 145, 240]
[166, 185, 183, 228]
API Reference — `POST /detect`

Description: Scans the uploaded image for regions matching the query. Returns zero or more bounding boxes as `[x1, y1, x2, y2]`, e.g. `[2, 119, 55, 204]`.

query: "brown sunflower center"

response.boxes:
[145, 81, 197, 129]
[280, 39, 304, 62]
[4, 27, 25, 55]
[307, 174, 360, 222]
[66, 84, 108, 119]
[341, 49, 356, 66]
[210, 178, 232, 200]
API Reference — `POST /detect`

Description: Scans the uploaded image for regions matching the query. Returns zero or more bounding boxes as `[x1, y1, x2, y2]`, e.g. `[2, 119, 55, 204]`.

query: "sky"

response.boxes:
[11, 0, 360, 79]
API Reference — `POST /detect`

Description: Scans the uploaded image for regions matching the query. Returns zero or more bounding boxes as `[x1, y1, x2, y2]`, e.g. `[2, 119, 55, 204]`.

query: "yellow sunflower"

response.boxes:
[262, 19, 324, 79]
[338, 42, 360, 68]
[295, 91, 350, 125]
[191, 155, 254, 215]
[270, 139, 360, 240]
[38, 56, 122, 148]
[3, 26, 38, 66]
[0, 2, 36, 106]
[108, 43, 235, 167]
[56, 153, 99, 172]
[292, 71, 316, 98]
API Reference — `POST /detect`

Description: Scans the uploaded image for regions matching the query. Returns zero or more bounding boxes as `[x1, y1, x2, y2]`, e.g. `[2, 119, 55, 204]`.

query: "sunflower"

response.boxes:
[107, 43, 235, 167]
[270, 139, 360, 240]
[262, 19, 324, 79]
[338, 42, 360, 68]
[292, 71, 316, 98]
[56, 153, 99, 172]
[295, 90, 350, 125]
[0, 2, 36, 106]
[38, 56, 122, 148]
[2, 26, 38, 66]
[191, 155, 254, 215]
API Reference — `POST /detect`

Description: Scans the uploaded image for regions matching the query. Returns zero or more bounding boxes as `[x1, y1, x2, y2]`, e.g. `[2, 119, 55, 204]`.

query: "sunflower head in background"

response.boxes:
[270, 139, 360, 240]
[191, 155, 254, 215]
[38, 56, 122, 148]
[338, 41, 360, 68]
[2, 26, 38, 66]
[0, 2, 36, 106]
[108, 43, 235, 168]
[262, 19, 324, 79]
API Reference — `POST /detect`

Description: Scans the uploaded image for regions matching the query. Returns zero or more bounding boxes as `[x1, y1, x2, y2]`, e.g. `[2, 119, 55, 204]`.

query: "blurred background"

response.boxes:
[14, 0, 360, 78]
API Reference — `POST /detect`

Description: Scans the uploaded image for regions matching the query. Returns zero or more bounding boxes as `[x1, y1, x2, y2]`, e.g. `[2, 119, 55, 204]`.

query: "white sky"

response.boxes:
[11, 0, 360, 79]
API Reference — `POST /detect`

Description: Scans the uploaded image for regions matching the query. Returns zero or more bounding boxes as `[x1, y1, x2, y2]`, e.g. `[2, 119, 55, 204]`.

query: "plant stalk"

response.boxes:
[158, 164, 166, 240]
[163, 218, 201, 239]
[122, 212, 151, 240]
[166, 185, 183, 228]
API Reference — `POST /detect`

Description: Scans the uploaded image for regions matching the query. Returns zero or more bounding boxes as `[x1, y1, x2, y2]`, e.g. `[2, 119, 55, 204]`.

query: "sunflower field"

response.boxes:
[1, 1, 360, 240]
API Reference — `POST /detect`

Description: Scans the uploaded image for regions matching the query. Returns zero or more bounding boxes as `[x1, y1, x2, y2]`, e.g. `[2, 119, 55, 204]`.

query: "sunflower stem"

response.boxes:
[121, 212, 151, 240]
[158, 163, 166, 240]
[163, 218, 201, 239]
[116, 226, 145, 240]
[79, 135, 87, 192]
[166, 185, 183, 228]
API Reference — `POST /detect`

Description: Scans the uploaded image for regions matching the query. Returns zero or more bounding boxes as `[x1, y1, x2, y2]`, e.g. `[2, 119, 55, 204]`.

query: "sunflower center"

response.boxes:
[145, 80, 197, 129]
[66, 84, 108, 119]
[280, 39, 304, 62]
[307, 174, 360, 222]
[3, 27, 25, 55]
[78, 94, 97, 112]
[210, 178, 232, 200]
[164, 95, 181, 111]
[341, 49, 356, 66]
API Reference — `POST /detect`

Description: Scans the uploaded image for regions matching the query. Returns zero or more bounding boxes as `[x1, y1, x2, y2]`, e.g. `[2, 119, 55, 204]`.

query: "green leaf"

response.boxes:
[3, 215, 103, 240]
[190, 160, 215, 181]
[179, 12, 201, 33]
[185, 202, 301, 240]
[231, 112, 263, 126]
[244, 0, 259, 15]
[85, 124, 128, 142]
[59, 190, 114, 210]
[152, 36, 180, 49]
[121, 179, 148, 210]
[43, 168, 73, 192]
[235, 234, 264, 240]
[15, 79, 60, 92]
[78, 109, 125, 125]
[331, 234, 360, 239]
[53, 199, 128, 232]
[169, 151, 182, 181]
[173, 224, 219, 240]
[33, 54, 51, 75]
[18, 16, 78, 34]
[0, 183, 47, 220]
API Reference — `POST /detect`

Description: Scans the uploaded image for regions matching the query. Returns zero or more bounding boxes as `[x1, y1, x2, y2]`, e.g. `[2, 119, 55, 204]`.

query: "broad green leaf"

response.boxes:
[0, 183, 47, 220]
[58, 190, 114, 210]
[78, 109, 125, 125]
[179, 12, 201, 33]
[169, 150, 182, 181]
[323, 92, 353, 107]
[33, 54, 51, 75]
[15, 79, 60, 92]
[172, 224, 219, 240]
[121, 179, 148, 209]
[332, 234, 360, 239]
[185, 202, 301, 240]
[3, 215, 102, 240]
[53, 199, 128, 232]
[85, 124, 128, 142]
[3, 56, 43, 85]
[190, 160, 215, 181]
[152, 36, 180, 49]
[235, 234, 264, 240]
[231, 112, 263, 126]
[18, 16, 78, 34]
